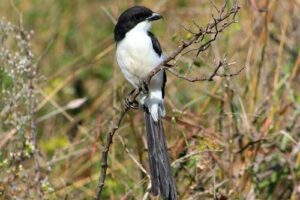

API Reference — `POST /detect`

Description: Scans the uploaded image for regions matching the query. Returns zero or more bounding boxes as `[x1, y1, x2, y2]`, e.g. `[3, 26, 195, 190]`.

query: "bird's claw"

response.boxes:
[125, 96, 139, 110]
[141, 80, 149, 94]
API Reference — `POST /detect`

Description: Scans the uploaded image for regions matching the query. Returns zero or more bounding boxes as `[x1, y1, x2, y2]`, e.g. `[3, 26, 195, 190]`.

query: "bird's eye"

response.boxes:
[134, 15, 143, 21]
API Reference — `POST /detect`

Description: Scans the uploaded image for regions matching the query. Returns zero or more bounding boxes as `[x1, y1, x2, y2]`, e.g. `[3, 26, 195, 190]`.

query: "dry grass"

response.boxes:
[0, 0, 300, 199]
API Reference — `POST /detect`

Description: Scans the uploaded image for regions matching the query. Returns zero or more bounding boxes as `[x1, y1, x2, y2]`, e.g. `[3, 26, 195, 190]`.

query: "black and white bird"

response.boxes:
[114, 6, 177, 200]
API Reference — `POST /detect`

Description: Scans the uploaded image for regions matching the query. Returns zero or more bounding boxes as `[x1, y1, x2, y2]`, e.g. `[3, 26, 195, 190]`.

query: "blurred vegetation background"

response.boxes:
[0, 0, 300, 199]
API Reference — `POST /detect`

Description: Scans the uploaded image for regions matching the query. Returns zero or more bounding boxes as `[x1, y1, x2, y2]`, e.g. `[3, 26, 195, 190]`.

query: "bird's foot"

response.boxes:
[125, 94, 139, 110]
[141, 80, 149, 94]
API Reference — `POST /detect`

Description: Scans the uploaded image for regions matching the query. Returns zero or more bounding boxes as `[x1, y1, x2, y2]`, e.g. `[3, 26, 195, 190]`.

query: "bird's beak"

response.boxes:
[147, 13, 163, 21]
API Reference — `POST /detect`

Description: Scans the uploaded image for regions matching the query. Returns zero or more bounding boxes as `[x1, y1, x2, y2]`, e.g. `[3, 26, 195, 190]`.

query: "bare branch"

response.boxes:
[144, 3, 240, 86]
[211, 1, 221, 13]
[216, 66, 245, 78]
[181, 24, 198, 35]
[95, 105, 130, 200]
[167, 62, 244, 82]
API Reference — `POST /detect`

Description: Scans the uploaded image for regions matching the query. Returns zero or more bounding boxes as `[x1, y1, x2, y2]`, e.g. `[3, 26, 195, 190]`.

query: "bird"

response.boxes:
[114, 6, 177, 200]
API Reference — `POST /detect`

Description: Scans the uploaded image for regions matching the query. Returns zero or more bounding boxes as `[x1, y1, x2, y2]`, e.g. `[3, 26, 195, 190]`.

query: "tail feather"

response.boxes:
[144, 107, 177, 200]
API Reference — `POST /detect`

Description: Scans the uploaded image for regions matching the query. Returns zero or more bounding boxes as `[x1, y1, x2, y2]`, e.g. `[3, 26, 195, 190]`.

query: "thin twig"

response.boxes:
[236, 139, 268, 154]
[167, 61, 244, 82]
[116, 132, 150, 177]
[142, 182, 152, 200]
[144, 4, 240, 86]
[94, 105, 130, 199]
[171, 149, 223, 167]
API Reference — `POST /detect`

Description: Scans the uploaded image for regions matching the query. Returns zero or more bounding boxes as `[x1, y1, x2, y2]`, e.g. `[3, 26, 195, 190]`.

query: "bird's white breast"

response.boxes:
[116, 22, 163, 87]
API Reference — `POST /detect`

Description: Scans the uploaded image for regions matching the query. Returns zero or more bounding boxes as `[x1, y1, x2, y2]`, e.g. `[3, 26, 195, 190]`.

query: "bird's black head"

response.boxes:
[114, 6, 163, 42]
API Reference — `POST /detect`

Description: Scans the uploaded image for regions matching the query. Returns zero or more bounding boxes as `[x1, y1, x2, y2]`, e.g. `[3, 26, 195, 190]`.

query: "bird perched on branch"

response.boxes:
[114, 6, 177, 200]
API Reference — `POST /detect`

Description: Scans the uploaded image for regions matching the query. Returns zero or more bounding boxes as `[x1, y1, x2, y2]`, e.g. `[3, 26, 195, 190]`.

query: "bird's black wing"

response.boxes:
[148, 31, 162, 57]
[147, 31, 166, 97]
[162, 70, 166, 98]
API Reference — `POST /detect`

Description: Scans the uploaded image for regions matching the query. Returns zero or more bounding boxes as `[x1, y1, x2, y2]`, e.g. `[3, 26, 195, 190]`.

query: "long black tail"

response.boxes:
[144, 107, 177, 200]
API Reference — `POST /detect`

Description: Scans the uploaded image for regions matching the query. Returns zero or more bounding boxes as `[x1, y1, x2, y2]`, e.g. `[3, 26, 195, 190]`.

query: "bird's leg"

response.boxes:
[141, 80, 149, 94]
[125, 89, 139, 109]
